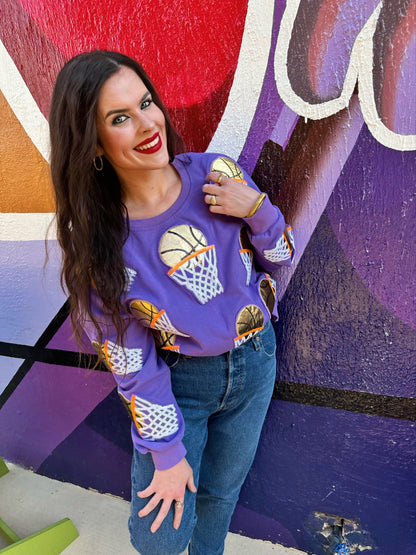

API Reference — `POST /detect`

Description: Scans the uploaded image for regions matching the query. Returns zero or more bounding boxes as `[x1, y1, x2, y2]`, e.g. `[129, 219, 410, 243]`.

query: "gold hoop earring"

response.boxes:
[93, 156, 104, 171]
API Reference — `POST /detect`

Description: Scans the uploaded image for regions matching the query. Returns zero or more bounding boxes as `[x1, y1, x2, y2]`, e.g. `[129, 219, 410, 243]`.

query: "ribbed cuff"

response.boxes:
[151, 441, 187, 471]
[243, 195, 283, 235]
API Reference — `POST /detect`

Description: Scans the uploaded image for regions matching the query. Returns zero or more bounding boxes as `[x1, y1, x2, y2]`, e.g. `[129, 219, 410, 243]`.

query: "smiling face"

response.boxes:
[95, 66, 169, 181]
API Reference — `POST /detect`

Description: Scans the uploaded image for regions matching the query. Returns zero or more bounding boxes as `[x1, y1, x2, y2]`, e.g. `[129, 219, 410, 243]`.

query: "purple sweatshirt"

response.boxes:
[85, 152, 294, 470]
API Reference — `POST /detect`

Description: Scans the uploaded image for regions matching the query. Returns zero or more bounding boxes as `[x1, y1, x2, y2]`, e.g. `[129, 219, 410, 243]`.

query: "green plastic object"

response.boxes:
[0, 458, 9, 478]
[0, 457, 79, 553]
[0, 518, 79, 554]
[0, 519, 20, 544]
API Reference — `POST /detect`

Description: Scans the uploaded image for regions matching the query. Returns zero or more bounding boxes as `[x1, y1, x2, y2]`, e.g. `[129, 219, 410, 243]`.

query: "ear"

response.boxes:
[95, 145, 104, 157]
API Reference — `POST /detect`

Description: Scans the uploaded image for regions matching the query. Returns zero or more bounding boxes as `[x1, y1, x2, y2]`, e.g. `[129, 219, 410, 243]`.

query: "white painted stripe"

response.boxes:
[0, 213, 56, 241]
[273, 2, 415, 151]
[274, 0, 366, 120]
[207, 0, 275, 160]
[0, 39, 50, 161]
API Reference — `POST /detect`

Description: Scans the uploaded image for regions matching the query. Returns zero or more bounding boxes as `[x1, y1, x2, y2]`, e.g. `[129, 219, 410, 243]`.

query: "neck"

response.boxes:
[120, 165, 181, 219]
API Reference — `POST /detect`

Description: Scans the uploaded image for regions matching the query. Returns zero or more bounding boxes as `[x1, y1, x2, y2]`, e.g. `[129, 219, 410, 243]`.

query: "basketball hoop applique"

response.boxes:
[131, 395, 179, 440]
[239, 249, 253, 285]
[264, 226, 295, 263]
[239, 225, 254, 285]
[156, 331, 181, 351]
[124, 267, 137, 292]
[103, 340, 143, 375]
[118, 392, 133, 420]
[234, 304, 265, 347]
[130, 300, 189, 351]
[159, 225, 224, 304]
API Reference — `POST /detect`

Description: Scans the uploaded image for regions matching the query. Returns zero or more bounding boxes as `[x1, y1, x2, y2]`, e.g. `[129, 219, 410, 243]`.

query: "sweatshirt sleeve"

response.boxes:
[242, 175, 295, 273]
[84, 294, 186, 471]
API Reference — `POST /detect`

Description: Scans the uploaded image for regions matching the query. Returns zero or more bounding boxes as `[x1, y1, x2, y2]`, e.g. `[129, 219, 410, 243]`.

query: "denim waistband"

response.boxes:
[157, 319, 272, 360]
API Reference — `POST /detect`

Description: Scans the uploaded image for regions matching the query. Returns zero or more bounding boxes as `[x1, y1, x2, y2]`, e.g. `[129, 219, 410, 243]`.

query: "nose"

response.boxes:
[135, 110, 154, 133]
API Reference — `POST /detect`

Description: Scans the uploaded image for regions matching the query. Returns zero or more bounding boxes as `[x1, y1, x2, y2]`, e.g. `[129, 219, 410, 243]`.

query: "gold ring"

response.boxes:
[217, 174, 223, 185]
[210, 195, 217, 206]
[175, 500, 184, 509]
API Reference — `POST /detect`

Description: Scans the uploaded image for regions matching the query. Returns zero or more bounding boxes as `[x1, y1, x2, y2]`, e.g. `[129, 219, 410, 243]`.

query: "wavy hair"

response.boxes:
[49, 50, 185, 355]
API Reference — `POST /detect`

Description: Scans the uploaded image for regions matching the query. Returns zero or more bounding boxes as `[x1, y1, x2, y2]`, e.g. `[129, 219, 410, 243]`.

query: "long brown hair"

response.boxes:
[49, 50, 185, 353]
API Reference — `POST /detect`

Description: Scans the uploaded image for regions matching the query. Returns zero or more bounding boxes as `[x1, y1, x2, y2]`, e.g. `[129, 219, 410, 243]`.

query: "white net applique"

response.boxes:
[104, 341, 143, 375]
[132, 396, 179, 440]
[239, 249, 253, 285]
[124, 267, 137, 292]
[263, 232, 293, 263]
[168, 246, 223, 304]
[153, 310, 190, 337]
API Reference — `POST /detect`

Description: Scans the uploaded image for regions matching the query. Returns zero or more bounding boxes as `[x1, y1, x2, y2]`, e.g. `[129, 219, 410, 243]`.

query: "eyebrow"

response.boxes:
[104, 91, 151, 120]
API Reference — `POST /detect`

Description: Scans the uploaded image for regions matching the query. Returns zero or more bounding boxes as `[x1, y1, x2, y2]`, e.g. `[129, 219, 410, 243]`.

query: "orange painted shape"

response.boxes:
[0, 92, 54, 213]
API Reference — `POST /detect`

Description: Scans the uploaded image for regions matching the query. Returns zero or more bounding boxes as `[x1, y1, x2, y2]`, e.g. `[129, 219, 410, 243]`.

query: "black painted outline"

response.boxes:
[0, 301, 105, 410]
[274, 382, 416, 421]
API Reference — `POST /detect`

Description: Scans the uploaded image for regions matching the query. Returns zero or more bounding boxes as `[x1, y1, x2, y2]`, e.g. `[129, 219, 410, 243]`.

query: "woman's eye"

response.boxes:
[141, 98, 153, 110]
[112, 115, 128, 125]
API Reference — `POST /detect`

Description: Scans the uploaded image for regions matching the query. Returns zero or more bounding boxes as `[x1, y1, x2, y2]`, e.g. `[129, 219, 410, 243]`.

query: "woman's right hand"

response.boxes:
[137, 457, 197, 533]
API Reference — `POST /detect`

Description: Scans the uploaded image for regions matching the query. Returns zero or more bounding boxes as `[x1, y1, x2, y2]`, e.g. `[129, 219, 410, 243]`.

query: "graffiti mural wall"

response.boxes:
[1, 1, 415, 553]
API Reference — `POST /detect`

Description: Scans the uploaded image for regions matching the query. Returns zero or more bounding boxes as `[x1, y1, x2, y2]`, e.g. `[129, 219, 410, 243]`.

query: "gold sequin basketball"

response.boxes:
[159, 225, 208, 269]
[130, 300, 160, 327]
[210, 156, 245, 181]
[259, 276, 276, 315]
[235, 304, 264, 336]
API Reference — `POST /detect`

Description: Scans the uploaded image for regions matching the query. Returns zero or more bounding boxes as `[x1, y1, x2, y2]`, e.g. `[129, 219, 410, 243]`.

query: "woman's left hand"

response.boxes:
[203, 172, 261, 218]
[137, 457, 196, 533]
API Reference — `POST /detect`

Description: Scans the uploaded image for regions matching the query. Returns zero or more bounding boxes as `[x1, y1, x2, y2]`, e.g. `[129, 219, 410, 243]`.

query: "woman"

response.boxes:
[49, 50, 294, 555]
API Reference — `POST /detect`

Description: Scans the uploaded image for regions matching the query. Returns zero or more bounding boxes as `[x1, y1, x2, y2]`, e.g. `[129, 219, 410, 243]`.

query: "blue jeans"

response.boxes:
[128, 321, 276, 555]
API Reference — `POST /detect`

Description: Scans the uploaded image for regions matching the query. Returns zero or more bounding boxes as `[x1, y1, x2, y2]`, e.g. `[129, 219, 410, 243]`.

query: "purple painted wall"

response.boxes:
[1, 1, 415, 553]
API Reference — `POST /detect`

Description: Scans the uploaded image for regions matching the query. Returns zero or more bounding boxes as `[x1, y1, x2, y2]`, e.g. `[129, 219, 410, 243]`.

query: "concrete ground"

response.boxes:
[0, 462, 307, 555]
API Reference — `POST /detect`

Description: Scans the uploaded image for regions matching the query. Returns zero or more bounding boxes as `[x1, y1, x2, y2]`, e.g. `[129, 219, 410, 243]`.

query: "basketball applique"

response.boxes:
[103, 340, 143, 375]
[131, 395, 179, 440]
[239, 226, 253, 285]
[263, 226, 295, 263]
[159, 225, 223, 304]
[234, 304, 265, 347]
[156, 331, 180, 351]
[91, 341, 107, 366]
[130, 300, 189, 351]
[210, 156, 246, 183]
[259, 274, 276, 315]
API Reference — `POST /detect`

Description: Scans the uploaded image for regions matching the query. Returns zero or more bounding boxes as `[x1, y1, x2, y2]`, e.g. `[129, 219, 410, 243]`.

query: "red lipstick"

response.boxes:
[134, 132, 162, 154]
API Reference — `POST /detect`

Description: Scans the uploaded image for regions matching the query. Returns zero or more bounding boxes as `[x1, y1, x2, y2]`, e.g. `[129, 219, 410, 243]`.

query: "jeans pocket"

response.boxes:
[257, 323, 277, 359]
